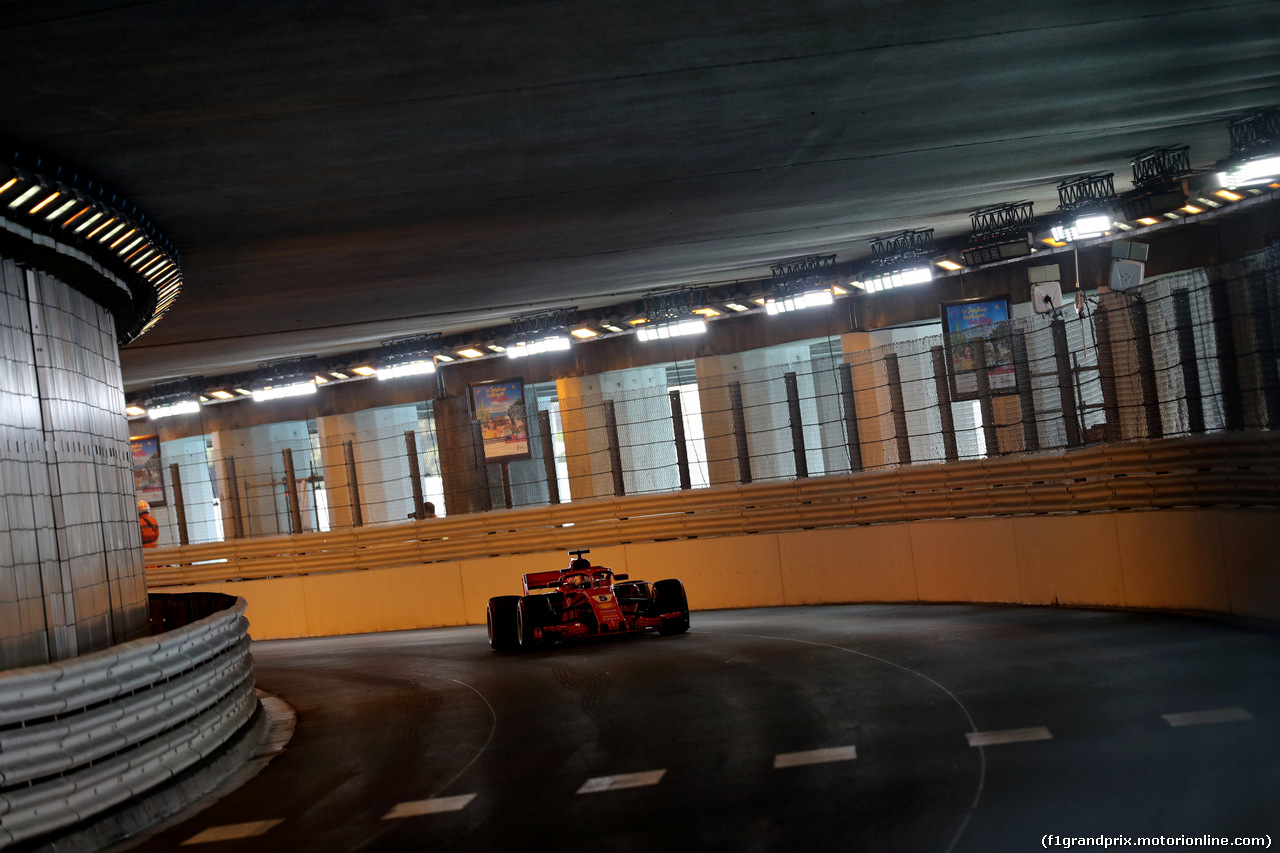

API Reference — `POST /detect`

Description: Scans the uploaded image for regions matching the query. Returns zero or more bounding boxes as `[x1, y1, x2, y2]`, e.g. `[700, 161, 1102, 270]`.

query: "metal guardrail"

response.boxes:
[145, 433, 1280, 587]
[0, 596, 255, 848]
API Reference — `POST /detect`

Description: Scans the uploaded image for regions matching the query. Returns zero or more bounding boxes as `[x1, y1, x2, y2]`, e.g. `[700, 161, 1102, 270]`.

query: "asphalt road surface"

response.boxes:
[119, 605, 1279, 852]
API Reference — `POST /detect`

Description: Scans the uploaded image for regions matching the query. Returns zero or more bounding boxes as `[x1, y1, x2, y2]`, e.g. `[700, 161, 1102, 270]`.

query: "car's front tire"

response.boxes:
[652, 579, 690, 635]
[487, 596, 520, 651]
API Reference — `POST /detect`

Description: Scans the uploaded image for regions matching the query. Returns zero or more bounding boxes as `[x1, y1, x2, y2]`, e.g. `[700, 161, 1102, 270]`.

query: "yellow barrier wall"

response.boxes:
[154, 508, 1280, 640]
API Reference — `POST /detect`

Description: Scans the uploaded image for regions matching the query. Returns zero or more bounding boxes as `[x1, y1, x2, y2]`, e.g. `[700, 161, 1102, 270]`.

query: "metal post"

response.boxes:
[883, 354, 912, 465]
[282, 448, 303, 535]
[1051, 318, 1083, 447]
[669, 390, 692, 490]
[1209, 279, 1244, 430]
[604, 400, 625, 497]
[1245, 271, 1280, 428]
[1092, 302, 1121, 442]
[837, 363, 863, 473]
[471, 419, 493, 511]
[972, 342, 1000, 455]
[169, 462, 190, 546]
[538, 409, 560, 504]
[783, 371, 808, 478]
[929, 346, 959, 462]
[500, 462, 513, 509]
[224, 455, 244, 539]
[1130, 296, 1164, 439]
[729, 381, 752, 484]
[404, 430, 426, 520]
[1171, 289, 1205, 434]
[1011, 333, 1040, 453]
[343, 440, 363, 527]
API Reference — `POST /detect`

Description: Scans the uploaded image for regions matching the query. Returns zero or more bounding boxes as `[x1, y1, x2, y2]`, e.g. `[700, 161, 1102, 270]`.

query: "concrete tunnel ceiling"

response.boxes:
[1, 0, 1276, 391]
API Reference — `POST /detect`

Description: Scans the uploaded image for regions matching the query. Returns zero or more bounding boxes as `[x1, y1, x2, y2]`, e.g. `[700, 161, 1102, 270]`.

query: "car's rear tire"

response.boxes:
[517, 596, 546, 650]
[487, 596, 520, 651]
[652, 579, 690, 635]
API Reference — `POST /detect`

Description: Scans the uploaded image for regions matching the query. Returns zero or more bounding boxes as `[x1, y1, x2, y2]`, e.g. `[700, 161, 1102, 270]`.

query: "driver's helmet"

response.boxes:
[570, 557, 590, 572]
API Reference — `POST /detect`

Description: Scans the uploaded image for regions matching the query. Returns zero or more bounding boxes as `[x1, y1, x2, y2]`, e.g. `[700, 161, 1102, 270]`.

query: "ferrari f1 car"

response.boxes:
[487, 549, 690, 651]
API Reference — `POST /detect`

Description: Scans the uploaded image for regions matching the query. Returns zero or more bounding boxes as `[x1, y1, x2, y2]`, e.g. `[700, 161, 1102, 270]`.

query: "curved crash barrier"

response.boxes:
[0, 595, 255, 848]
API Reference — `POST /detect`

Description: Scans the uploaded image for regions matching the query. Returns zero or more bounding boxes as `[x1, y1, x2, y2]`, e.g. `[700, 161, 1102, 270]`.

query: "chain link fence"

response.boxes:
[146, 245, 1280, 546]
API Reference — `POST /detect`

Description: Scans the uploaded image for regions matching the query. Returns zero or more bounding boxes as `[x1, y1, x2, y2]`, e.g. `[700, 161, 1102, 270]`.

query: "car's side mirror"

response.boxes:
[613, 573, 629, 581]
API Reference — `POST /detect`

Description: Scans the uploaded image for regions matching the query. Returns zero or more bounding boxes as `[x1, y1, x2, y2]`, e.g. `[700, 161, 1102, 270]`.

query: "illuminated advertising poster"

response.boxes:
[470, 378, 531, 462]
[941, 295, 1014, 401]
[130, 434, 167, 506]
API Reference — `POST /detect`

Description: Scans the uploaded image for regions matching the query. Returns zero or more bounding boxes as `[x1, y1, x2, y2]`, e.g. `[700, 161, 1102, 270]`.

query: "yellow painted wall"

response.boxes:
[154, 509, 1279, 640]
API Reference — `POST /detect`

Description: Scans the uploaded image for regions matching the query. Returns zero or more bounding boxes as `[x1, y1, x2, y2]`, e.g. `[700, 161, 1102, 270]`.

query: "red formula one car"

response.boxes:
[486, 549, 690, 651]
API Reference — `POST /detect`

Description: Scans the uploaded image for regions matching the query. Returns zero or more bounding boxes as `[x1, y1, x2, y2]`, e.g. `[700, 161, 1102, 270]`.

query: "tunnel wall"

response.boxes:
[149, 505, 1279, 640]
[1, 259, 150, 669]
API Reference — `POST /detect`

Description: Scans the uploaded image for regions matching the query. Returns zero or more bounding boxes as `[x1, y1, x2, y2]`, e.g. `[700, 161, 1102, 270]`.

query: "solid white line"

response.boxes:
[577, 769, 666, 794]
[774, 745, 858, 769]
[966, 727, 1053, 747]
[383, 793, 477, 819]
[181, 820, 284, 845]
[1162, 707, 1254, 727]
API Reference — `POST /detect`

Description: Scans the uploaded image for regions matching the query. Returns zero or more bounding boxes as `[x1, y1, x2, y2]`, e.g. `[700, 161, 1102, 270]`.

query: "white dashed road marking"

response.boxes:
[1162, 707, 1254, 727]
[577, 769, 666, 794]
[383, 793, 477, 819]
[774, 745, 858, 769]
[181, 820, 284, 845]
[966, 727, 1053, 747]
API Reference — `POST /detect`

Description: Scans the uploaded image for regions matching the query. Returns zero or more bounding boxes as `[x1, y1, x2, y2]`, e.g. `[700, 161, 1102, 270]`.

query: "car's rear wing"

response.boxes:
[523, 571, 564, 594]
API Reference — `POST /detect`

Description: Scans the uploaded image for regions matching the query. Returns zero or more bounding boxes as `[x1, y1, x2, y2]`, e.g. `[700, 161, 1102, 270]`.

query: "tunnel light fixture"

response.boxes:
[313, 374, 329, 384]
[1112, 221, 1133, 231]
[508, 335, 570, 358]
[601, 323, 625, 333]
[351, 365, 377, 376]
[723, 302, 749, 312]
[637, 288, 710, 340]
[377, 359, 435, 380]
[570, 327, 599, 338]
[98, 223, 126, 243]
[936, 258, 964, 271]
[209, 390, 235, 400]
[859, 265, 934, 293]
[765, 289, 833, 315]
[0, 176, 17, 195]
[1218, 155, 1280, 189]
[766, 254, 838, 316]
[457, 347, 485, 359]
[964, 202, 1035, 265]
[1181, 204, 1202, 214]
[146, 399, 200, 419]
[234, 388, 252, 396]
[486, 344, 507, 353]
[434, 353, 454, 362]
[8, 185, 42, 209]
[125, 405, 146, 418]
[77, 212, 105, 234]
[29, 191, 60, 214]
[252, 380, 316, 402]
[1215, 189, 1243, 202]
[1163, 212, 1181, 220]
[46, 199, 77, 221]
[1137, 216, 1160, 225]
[691, 307, 721, 317]
[329, 371, 349, 380]
[638, 318, 706, 341]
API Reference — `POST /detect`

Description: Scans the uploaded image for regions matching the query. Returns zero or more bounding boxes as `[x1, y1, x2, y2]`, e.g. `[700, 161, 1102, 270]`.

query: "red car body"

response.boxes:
[487, 551, 690, 651]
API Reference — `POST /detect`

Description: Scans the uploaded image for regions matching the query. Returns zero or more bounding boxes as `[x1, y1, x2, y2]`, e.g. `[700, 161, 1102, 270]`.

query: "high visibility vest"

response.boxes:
[139, 513, 160, 547]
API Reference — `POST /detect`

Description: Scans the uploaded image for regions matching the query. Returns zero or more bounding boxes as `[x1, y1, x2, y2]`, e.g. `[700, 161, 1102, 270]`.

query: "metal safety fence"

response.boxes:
[146, 245, 1280, 546]
[0, 594, 255, 848]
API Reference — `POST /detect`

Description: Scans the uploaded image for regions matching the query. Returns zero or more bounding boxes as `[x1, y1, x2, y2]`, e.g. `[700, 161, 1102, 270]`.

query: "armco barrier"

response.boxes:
[145, 433, 1280, 587]
[0, 596, 255, 848]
